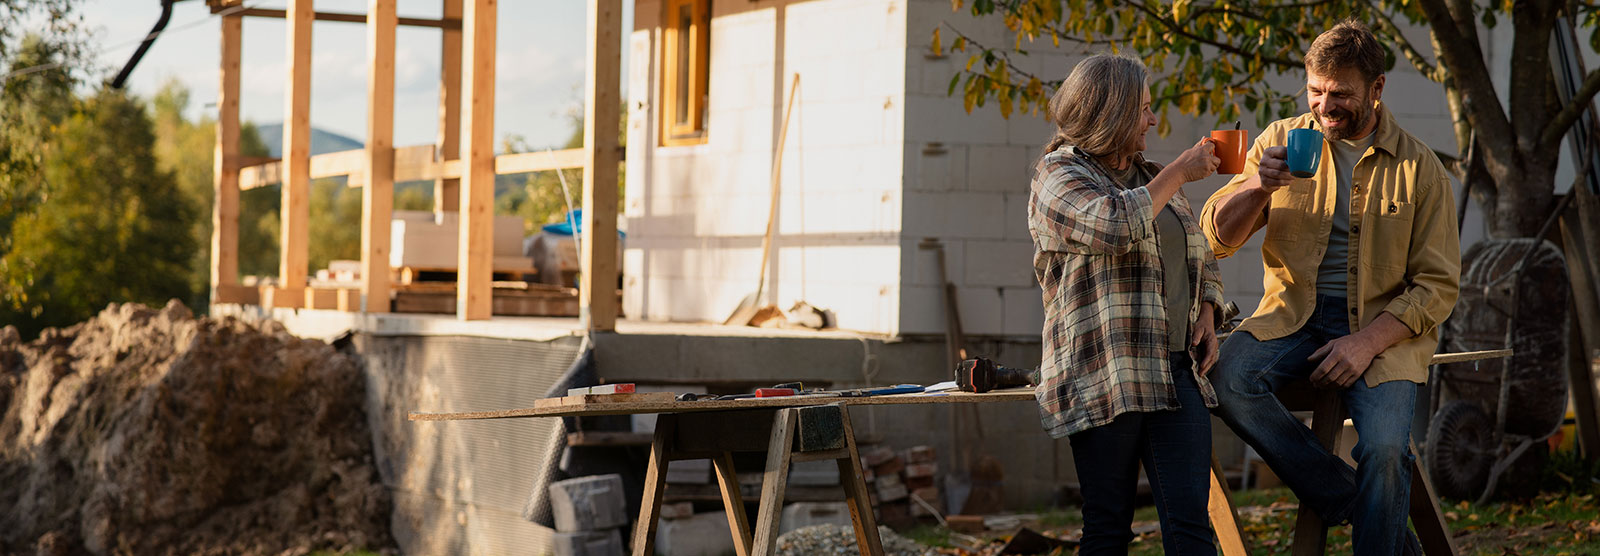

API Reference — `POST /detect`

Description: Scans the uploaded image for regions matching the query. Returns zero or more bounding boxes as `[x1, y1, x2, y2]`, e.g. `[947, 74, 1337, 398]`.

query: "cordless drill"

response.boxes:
[954, 357, 1036, 393]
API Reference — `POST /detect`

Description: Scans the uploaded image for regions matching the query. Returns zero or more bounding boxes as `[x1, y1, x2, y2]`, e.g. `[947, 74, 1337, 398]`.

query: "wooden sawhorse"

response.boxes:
[630, 403, 884, 556]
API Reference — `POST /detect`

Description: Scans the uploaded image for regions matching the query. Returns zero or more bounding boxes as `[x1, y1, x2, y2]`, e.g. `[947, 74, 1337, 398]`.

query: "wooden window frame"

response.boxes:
[660, 0, 710, 146]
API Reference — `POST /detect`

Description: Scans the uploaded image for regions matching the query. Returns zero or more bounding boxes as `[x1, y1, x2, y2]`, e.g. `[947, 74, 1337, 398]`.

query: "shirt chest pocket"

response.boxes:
[1365, 200, 1415, 273]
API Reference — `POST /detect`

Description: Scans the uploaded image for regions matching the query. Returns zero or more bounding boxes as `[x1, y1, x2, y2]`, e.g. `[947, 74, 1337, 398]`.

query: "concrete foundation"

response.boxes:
[224, 307, 1248, 554]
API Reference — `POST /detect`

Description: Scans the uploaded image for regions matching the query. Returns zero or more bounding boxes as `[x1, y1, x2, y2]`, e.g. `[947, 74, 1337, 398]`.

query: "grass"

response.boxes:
[910, 451, 1600, 555]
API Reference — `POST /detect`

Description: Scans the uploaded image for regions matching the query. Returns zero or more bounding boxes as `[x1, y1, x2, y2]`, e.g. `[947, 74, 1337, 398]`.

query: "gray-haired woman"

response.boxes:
[1028, 54, 1226, 555]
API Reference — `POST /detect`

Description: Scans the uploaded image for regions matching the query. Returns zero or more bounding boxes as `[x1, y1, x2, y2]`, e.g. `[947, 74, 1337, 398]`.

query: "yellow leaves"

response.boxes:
[950, 0, 963, 12]
[1171, 0, 1192, 22]
[931, 28, 943, 57]
[953, 36, 968, 53]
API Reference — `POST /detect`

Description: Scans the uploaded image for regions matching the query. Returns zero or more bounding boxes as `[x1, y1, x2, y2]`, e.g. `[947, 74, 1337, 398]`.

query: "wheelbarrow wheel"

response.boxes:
[1427, 400, 1494, 501]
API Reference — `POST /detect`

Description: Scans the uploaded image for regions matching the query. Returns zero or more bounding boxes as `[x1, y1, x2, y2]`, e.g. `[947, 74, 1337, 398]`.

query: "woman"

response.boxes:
[1028, 54, 1226, 555]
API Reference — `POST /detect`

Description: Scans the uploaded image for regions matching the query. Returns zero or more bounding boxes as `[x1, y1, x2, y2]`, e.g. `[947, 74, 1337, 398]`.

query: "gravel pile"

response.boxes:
[776, 524, 931, 556]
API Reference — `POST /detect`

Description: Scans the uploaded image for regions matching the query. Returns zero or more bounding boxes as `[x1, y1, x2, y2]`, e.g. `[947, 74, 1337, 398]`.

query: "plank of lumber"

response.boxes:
[213, 6, 460, 29]
[435, 0, 462, 212]
[456, 0, 495, 321]
[1428, 349, 1512, 365]
[279, 0, 313, 289]
[361, 0, 396, 314]
[211, 13, 242, 292]
[580, 0, 622, 331]
[409, 389, 1038, 421]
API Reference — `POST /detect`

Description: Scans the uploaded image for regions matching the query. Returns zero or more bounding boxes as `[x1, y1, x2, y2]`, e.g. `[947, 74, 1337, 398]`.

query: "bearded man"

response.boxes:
[1199, 20, 1460, 555]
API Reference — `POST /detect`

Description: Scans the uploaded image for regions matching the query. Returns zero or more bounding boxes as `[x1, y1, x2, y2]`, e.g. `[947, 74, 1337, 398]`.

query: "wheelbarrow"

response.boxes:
[1428, 237, 1570, 503]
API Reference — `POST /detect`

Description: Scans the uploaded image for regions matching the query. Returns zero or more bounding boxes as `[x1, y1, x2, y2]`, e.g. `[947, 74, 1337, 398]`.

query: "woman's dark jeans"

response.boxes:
[1068, 351, 1216, 555]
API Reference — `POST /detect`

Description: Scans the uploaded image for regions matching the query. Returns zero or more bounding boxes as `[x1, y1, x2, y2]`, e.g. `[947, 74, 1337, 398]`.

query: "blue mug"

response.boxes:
[1286, 128, 1323, 178]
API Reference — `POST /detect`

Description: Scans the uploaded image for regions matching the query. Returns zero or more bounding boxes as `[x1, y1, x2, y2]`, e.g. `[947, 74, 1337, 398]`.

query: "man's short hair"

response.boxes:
[1305, 20, 1385, 83]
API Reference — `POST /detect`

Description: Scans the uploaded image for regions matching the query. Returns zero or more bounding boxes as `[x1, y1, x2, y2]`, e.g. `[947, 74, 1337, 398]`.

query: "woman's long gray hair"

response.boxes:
[1042, 54, 1150, 157]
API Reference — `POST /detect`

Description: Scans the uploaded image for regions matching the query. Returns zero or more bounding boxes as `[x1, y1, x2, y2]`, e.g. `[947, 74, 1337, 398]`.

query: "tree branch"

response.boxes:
[1366, 2, 1441, 81]
[1541, 66, 1600, 153]
[1414, 0, 1515, 169]
[1110, 2, 1303, 69]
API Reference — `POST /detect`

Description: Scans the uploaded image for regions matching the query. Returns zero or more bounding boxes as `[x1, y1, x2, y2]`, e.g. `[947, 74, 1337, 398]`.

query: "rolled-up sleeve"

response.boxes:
[1031, 166, 1157, 256]
[1381, 173, 1460, 336]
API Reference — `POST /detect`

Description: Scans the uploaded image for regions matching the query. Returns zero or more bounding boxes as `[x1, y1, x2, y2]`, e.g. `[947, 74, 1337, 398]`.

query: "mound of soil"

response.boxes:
[0, 301, 393, 556]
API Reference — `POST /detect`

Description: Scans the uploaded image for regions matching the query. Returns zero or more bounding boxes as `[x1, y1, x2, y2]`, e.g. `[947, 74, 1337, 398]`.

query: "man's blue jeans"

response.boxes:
[1211, 294, 1418, 555]
[1068, 351, 1216, 555]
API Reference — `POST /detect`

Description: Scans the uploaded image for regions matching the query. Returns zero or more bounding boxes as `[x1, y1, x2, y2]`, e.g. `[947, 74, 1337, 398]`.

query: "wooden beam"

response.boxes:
[212, 6, 459, 29]
[581, 0, 622, 331]
[361, 0, 396, 313]
[241, 146, 596, 190]
[436, 0, 463, 213]
[210, 13, 242, 297]
[278, 0, 314, 296]
[495, 148, 585, 174]
[456, 0, 495, 321]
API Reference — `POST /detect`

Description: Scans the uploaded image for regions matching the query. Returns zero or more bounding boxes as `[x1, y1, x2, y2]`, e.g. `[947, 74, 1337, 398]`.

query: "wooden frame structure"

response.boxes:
[206, 0, 623, 330]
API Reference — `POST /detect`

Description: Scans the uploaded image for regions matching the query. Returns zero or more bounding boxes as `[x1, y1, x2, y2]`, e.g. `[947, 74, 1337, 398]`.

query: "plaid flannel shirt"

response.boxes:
[1028, 146, 1225, 438]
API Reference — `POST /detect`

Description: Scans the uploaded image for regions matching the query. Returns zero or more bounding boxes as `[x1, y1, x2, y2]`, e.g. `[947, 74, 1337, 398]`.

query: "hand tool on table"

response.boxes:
[954, 357, 1036, 393]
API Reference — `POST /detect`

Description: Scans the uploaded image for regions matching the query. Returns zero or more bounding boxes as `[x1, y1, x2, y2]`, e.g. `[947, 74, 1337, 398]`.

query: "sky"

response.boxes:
[81, 0, 633, 150]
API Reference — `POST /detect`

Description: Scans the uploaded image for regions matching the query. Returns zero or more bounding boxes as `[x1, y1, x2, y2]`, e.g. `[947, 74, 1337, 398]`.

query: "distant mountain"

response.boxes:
[254, 124, 364, 158]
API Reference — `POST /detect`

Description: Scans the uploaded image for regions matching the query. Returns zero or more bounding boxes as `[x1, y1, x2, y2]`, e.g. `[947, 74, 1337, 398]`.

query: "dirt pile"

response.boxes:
[0, 301, 393, 556]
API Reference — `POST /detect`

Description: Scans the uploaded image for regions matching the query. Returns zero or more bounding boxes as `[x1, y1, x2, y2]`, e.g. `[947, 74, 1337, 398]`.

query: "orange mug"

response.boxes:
[1209, 129, 1248, 174]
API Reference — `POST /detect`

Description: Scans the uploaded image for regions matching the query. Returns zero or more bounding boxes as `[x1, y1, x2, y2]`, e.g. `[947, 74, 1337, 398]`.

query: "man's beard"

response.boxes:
[1319, 100, 1373, 141]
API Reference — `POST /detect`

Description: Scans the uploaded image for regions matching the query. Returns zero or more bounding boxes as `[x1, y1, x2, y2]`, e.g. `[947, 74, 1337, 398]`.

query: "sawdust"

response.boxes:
[0, 301, 394, 556]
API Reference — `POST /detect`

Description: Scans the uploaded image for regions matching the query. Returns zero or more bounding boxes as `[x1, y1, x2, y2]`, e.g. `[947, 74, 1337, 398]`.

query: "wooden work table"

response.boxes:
[408, 349, 1510, 556]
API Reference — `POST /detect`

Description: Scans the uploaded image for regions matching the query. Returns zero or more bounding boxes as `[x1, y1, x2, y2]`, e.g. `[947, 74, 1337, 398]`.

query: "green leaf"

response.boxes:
[948, 73, 962, 96]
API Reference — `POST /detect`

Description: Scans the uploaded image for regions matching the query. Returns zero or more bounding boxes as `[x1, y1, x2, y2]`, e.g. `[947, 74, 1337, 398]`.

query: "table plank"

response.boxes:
[408, 349, 1513, 422]
[409, 389, 1036, 421]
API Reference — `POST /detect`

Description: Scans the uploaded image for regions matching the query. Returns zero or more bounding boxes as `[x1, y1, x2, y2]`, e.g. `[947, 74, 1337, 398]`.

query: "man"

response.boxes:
[1200, 20, 1460, 555]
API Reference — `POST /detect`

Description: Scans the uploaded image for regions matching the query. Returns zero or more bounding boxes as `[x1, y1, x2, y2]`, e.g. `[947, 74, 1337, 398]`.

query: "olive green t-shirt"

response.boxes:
[1105, 162, 1191, 351]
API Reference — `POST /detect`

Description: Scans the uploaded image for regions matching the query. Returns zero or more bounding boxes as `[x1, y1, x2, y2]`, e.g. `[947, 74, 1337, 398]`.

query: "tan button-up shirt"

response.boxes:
[1200, 104, 1460, 384]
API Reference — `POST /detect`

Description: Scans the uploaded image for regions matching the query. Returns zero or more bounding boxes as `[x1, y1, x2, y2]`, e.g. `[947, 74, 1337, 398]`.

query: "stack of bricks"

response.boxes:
[861, 444, 942, 529]
[548, 474, 628, 556]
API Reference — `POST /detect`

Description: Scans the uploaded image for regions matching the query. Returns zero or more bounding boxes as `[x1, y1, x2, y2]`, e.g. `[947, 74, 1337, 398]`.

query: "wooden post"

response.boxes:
[278, 0, 314, 298]
[361, 0, 396, 313]
[456, 0, 495, 320]
[210, 13, 242, 302]
[580, 0, 622, 331]
[435, 0, 462, 213]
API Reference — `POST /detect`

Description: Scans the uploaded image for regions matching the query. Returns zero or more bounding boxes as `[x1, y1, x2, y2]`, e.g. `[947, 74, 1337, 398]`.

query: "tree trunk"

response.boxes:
[1485, 161, 1557, 238]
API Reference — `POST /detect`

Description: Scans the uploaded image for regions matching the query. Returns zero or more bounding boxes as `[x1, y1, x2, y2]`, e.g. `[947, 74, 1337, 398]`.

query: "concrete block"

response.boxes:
[962, 240, 1036, 287]
[549, 474, 629, 532]
[789, 459, 842, 486]
[661, 502, 696, 520]
[1001, 286, 1045, 337]
[896, 285, 948, 336]
[779, 502, 855, 535]
[666, 459, 711, 484]
[655, 511, 735, 556]
[955, 285, 1004, 336]
[876, 480, 909, 502]
[902, 238, 965, 287]
[966, 145, 1031, 193]
[552, 529, 624, 556]
[1003, 191, 1031, 241]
